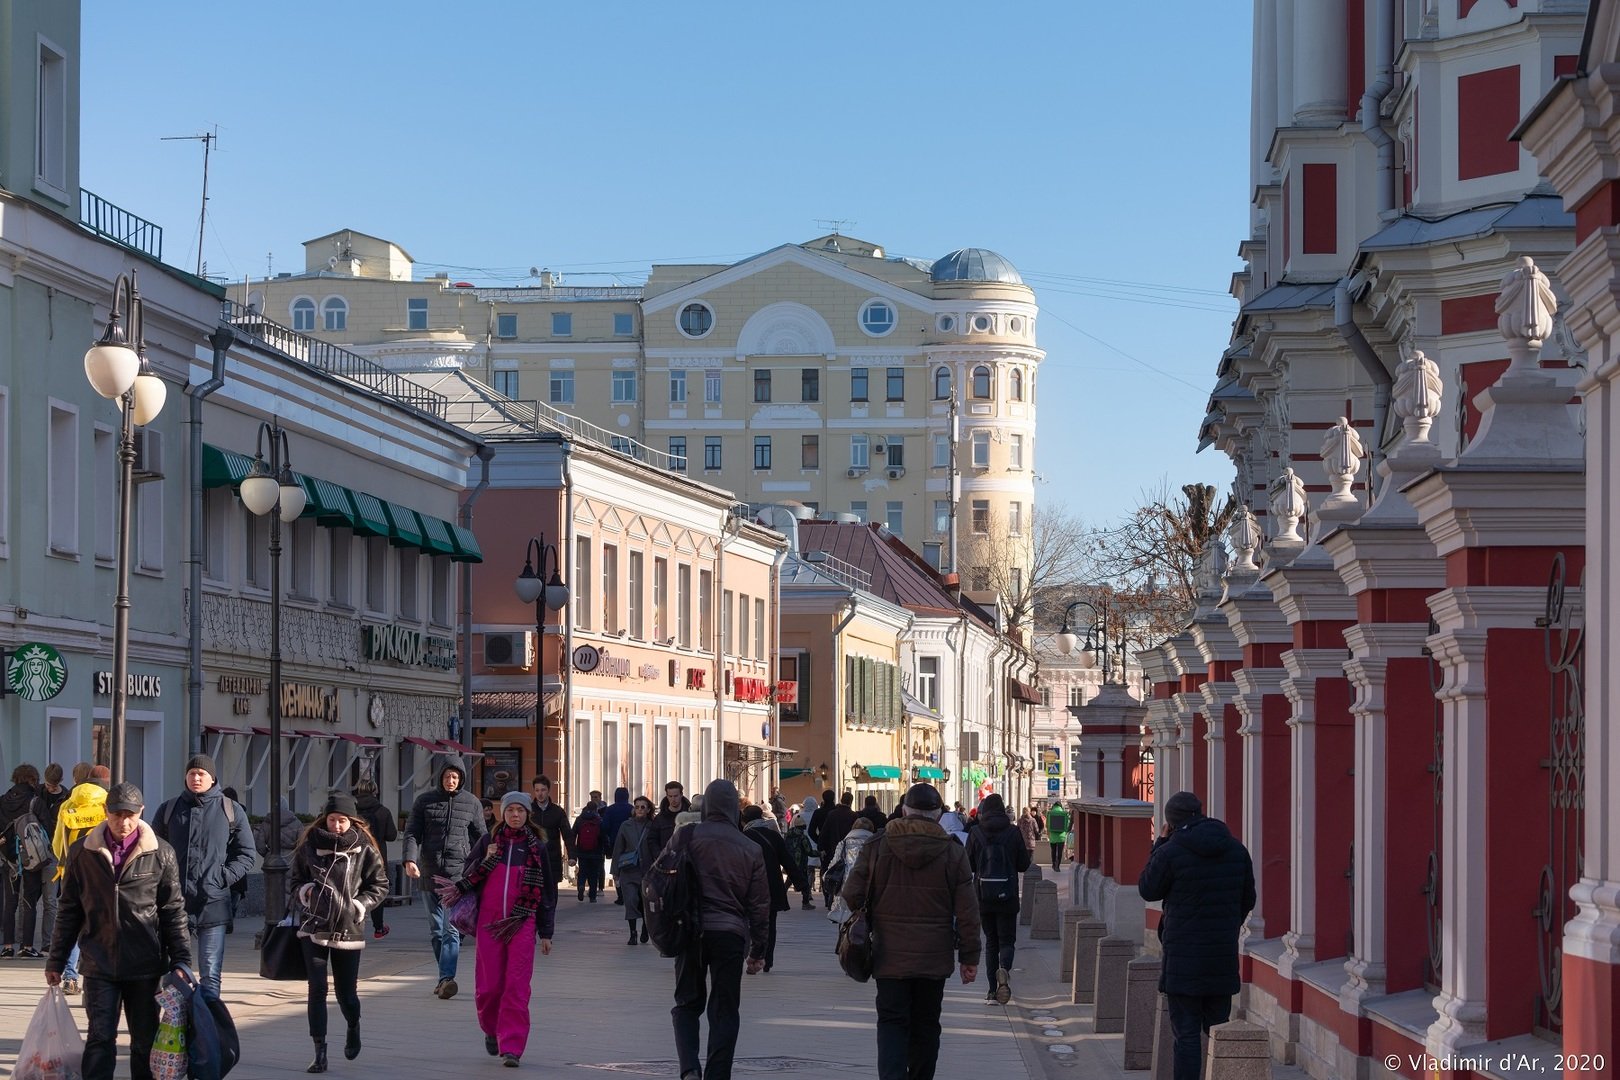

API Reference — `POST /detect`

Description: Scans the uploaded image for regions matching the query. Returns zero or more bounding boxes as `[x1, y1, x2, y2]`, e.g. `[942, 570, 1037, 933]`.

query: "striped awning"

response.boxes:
[346, 489, 391, 538]
[448, 523, 483, 563]
[382, 500, 425, 549]
[301, 475, 361, 529]
[414, 512, 458, 557]
[201, 445, 258, 488]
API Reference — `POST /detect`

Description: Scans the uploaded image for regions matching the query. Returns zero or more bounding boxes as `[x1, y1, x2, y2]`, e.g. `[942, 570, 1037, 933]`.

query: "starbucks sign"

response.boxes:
[6, 643, 67, 701]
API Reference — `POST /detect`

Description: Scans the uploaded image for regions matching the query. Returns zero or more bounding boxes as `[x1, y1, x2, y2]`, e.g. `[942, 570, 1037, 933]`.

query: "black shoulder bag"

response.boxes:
[836, 838, 883, 982]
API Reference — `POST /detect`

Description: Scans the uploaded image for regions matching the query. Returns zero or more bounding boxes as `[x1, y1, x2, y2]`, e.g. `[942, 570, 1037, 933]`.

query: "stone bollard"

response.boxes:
[1121, 955, 1161, 1069]
[1150, 993, 1173, 1080]
[1020, 865, 1043, 926]
[1204, 1020, 1270, 1080]
[1059, 906, 1093, 981]
[1068, 917, 1108, 1005]
[1030, 880, 1061, 939]
[1091, 936, 1136, 1034]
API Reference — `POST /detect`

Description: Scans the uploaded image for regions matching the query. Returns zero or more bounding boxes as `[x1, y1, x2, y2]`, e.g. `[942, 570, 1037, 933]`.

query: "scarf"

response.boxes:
[457, 823, 549, 942]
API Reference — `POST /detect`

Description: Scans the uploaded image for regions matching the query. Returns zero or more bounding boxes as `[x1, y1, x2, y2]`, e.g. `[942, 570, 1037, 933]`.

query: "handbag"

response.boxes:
[614, 847, 640, 870]
[259, 919, 306, 981]
[449, 889, 480, 937]
[835, 838, 883, 983]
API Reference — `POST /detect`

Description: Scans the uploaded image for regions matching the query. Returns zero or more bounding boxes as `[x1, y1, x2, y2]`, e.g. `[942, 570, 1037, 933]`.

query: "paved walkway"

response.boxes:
[0, 869, 1301, 1078]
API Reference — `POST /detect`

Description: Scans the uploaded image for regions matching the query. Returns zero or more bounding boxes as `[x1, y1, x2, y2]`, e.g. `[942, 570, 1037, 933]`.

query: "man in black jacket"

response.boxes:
[965, 793, 1031, 1005]
[1137, 791, 1256, 1080]
[528, 775, 574, 903]
[152, 754, 253, 1000]
[818, 791, 857, 870]
[646, 780, 690, 857]
[402, 758, 483, 1000]
[352, 779, 398, 938]
[671, 779, 769, 1080]
[740, 803, 807, 972]
[46, 783, 191, 1080]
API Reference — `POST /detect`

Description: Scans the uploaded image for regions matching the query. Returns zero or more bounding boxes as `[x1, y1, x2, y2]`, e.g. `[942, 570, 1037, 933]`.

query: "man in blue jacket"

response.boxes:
[601, 787, 634, 904]
[1137, 791, 1256, 1080]
[152, 754, 253, 1000]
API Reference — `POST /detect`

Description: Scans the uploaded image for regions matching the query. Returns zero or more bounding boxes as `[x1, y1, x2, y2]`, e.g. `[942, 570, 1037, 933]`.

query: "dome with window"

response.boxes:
[929, 248, 1023, 285]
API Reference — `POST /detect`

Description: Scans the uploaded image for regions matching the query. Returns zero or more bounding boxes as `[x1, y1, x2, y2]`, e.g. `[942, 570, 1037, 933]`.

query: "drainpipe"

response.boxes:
[1335, 275, 1393, 498]
[985, 630, 1006, 801]
[560, 439, 575, 805]
[186, 326, 234, 759]
[769, 540, 787, 794]
[831, 596, 860, 800]
[714, 506, 742, 769]
[1361, 0, 1398, 222]
[951, 611, 967, 807]
[458, 445, 493, 744]
[898, 612, 915, 801]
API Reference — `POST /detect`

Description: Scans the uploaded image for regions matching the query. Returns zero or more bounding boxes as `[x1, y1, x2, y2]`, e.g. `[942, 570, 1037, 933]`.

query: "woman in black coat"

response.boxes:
[964, 794, 1031, 1004]
[741, 804, 806, 972]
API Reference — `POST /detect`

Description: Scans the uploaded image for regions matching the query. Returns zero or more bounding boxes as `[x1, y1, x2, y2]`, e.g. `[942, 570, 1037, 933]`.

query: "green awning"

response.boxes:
[201, 444, 257, 488]
[301, 475, 359, 528]
[863, 765, 903, 779]
[382, 501, 425, 548]
[414, 512, 459, 557]
[448, 523, 484, 563]
[779, 767, 813, 779]
[916, 766, 945, 780]
[346, 489, 391, 538]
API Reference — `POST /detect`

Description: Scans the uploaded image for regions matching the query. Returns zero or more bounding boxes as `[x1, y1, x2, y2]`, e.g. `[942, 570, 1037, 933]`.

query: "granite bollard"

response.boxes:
[1204, 1019, 1270, 1080]
[1020, 864, 1043, 926]
[1030, 880, 1060, 939]
[1068, 917, 1108, 1005]
[1059, 906, 1093, 981]
[1122, 954, 1161, 1069]
[1091, 935, 1136, 1033]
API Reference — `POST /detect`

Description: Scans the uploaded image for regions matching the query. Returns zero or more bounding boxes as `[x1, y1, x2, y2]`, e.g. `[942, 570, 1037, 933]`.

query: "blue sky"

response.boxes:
[81, 1, 1250, 530]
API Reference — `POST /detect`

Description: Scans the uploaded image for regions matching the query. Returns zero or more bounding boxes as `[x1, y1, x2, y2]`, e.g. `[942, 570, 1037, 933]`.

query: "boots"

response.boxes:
[344, 1021, 361, 1060]
[307, 1040, 327, 1073]
[627, 921, 639, 946]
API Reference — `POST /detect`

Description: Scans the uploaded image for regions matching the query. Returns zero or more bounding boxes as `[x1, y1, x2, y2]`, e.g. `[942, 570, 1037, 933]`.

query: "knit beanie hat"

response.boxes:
[185, 753, 217, 779]
[323, 791, 359, 819]
[1165, 791, 1202, 828]
[500, 791, 533, 815]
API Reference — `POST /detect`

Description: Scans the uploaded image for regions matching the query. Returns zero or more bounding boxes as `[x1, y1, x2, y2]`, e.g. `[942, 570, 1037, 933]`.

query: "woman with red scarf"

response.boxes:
[437, 791, 556, 1068]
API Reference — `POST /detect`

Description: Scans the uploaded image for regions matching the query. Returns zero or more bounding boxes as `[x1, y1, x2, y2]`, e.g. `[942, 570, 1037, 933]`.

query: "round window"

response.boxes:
[1009, 316, 1023, 334]
[972, 314, 992, 333]
[860, 300, 896, 337]
[678, 302, 714, 338]
[938, 315, 956, 333]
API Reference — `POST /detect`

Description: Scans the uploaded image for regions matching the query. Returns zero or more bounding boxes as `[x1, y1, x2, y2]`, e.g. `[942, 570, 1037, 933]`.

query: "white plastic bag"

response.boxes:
[13, 987, 84, 1080]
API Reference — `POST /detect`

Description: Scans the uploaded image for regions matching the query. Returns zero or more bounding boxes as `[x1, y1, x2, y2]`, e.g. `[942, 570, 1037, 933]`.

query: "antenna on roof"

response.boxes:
[161, 127, 218, 278]
[814, 218, 855, 235]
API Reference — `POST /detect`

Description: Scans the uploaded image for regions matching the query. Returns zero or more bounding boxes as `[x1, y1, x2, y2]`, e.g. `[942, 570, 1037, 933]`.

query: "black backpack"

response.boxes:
[643, 827, 700, 957]
[977, 832, 1015, 904]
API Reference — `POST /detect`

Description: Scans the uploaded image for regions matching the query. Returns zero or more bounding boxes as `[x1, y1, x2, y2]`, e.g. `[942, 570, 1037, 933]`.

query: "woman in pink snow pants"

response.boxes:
[437, 790, 555, 1067]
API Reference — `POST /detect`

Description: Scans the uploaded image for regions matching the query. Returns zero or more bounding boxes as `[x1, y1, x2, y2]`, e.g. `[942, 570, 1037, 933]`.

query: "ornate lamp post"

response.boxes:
[239, 422, 307, 925]
[1055, 597, 1126, 684]
[514, 536, 569, 778]
[83, 273, 168, 783]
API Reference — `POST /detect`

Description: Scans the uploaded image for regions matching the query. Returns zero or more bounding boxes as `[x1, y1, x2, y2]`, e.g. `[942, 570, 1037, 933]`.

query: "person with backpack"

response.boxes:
[32, 764, 70, 953]
[51, 763, 109, 994]
[0, 763, 41, 958]
[965, 793, 1032, 1005]
[152, 754, 254, 1000]
[289, 791, 390, 1074]
[782, 811, 817, 910]
[401, 758, 484, 1001]
[600, 787, 633, 904]
[571, 802, 606, 902]
[609, 796, 656, 944]
[351, 780, 398, 939]
[1045, 800, 1072, 872]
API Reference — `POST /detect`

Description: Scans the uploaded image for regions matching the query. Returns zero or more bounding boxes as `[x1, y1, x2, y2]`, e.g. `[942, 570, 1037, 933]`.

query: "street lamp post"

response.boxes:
[239, 421, 307, 925]
[1055, 597, 1126, 684]
[83, 273, 168, 784]
[514, 536, 569, 779]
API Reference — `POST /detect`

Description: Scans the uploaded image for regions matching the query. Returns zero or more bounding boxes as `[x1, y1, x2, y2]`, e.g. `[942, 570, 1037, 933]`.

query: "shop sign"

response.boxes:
[773, 681, 798, 705]
[94, 672, 163, 698]
[218, 674, 265, 716]
[685, 668, 706, 690]
[281, 682, 339, 722]
[5, 643, 66, 701]
[573, 645, 631, 679]
[732, 676, 771, 704]
[362, 623, 456, 671]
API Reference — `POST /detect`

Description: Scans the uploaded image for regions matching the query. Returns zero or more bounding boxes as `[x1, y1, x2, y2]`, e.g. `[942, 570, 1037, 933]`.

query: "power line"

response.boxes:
[1040, 306, 1211, 396]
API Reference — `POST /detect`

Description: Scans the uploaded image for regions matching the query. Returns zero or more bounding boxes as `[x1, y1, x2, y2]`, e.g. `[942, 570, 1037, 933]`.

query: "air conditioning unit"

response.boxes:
[873, 439, 887, 454]
[132, 429, 164, 480]
[886, 466, 905, 480]
[483, 631, 535, 670]
[846, 467, 863, 478]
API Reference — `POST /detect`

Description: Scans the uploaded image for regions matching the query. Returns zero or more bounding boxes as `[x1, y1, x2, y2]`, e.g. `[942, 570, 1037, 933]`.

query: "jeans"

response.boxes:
[14, 866, 43, 949]
[983, 908, 1018, 976]
[874, 976, 946, 1080]
[422, 885, 460, 981]
[672, 930, 747, 1080]
[0, 868, 16, 945]
[63, 942, 80, 981]
[762, 908, 779, 971]
[300, 938, 361, 1040]
[577, 852, 605, 899]
[1166, 993, 1231, 1080]
[1049, 841, 1066, 870]
[41, 868, 60, 952]
[83, 975, 160, 1080]
[190, 920, 226, 1000]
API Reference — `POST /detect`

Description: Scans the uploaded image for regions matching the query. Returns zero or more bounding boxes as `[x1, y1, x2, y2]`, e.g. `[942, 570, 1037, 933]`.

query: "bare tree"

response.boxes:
[960, 502, 1093, 633]
[1087, 480, 1237, 640]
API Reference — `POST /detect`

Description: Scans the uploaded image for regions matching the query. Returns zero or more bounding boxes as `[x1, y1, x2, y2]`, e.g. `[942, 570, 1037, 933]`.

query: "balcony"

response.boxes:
[80, 189, 163, 262]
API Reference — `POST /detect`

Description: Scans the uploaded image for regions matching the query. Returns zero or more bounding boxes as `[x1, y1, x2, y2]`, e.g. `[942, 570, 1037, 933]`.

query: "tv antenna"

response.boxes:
[162, 128, 218, 278]
[814, 218, 855, 235]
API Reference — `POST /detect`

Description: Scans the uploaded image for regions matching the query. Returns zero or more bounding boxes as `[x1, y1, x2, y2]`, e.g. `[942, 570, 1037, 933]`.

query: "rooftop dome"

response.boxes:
[929, 248, 1023, 285]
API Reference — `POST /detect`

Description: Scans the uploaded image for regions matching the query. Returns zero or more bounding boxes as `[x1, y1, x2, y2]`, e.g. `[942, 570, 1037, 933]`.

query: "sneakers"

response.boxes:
[502, 1053, 520, 1067]
[19, 947, 43, 959]
[434, 977, 458, 999]
[994, 967, 1012, 1004]
[0, 947, 14, 958]
[485, 1035, 499, 1057]
[62, 978, 80, 994]
[373, 925, 390, 940]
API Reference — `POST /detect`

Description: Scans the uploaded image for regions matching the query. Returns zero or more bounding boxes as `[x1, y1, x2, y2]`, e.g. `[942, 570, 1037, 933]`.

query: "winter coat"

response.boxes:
[401, 759, 485, 881]
[646, 795, 690, 857]
[467, 829, 557, 941]
[31, 786, 70, 850]
[744, 818, 805, 912]
[0, 780, 36, 852]
[48, 821, 192, 980]
[830, 821, 876, 880]
[601, 788, 633, 849]
[1045, 804, 1072, 844]
[842, 816, 981, 980]
[152, 784, 255, 928]
[530, 799, 573, 876]
[938, 811, 969, 847]
[819, 804, 857, 855]
[1017, 811, 1040, 852]
[807, 799, 832, 848]
[684, 781, 770, 955]
[858, 804, 887, 833]
[570, 806, 605, 855]
[1137, 815, 1257, 996]
[608, 817, 653, 885]
[52, 782, 108, 880]
[354, 792, 398, 864]
[255, 797, 304, 858]
[783, 823, 814, 876]
[289, 825, 390, 950]
[965, 808, 1033, 913]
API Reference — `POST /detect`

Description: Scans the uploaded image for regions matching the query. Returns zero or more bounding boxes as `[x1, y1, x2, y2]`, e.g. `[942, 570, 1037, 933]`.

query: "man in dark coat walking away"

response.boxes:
[402, 757, 484, 1000]
[964, 793, 1031, 1005]
[647, 780, 690, 857]
[528, 775, 574, 903]
[740, 803, 807, 972]
[818, 791, 857, 870]
[858, 794, 887, 833]
[671, 780, 769, 1080]
[1137, 791, 1256, 1080]
[352, 778, 398, 938]
[843, 783, 980, 1080]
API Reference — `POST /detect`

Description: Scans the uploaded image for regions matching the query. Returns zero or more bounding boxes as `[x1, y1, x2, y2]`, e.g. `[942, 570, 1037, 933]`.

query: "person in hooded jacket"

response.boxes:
[600, 787, 633, 903]
[151, 754, 254, 1000]
[0, 763, 40, 958]
[858, 794, 887, 833]
[965, 794, 1032, 1004]
[289, 791, 390, 1074]
[571, 801, 606, 902]
[609, 796, 656, 944]
[351, 779, 398, 939]
[740, 803, 807, 971]
[782, 810, 817, 910]
[806, 790, 834, 854]
[825, 817, 877, 916]
[402, 758, 484, 1000]
[31, 764, 70, 952]
[1137, 791, 1256, 1080]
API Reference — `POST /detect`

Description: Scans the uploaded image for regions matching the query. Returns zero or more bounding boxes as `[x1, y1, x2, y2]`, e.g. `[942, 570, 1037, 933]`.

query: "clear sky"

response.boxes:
[80, 1, 1251, 531]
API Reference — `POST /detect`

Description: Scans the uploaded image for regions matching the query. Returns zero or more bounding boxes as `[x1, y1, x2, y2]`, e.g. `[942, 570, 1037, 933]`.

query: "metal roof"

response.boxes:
[1239, 280, 1338, 314]
[1358, 195, 1572, 251]
[929, 248, 1024, 285]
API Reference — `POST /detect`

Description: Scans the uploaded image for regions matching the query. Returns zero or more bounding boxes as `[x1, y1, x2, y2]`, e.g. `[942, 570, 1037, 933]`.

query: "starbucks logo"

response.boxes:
[6, 643, 67, 702]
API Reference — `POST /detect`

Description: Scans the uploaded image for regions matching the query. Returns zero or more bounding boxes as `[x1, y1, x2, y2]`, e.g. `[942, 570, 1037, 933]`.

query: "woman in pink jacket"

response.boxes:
[437, 791, 555, 1068]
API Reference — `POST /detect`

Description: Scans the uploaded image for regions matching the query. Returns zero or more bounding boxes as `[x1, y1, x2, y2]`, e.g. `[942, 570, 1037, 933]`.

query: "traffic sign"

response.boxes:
[1045, 762, 1062, 776]
[1047, 777, 1061, 794]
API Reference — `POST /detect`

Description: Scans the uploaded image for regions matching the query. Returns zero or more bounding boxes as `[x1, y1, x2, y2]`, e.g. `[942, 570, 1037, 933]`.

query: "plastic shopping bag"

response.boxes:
[150, 982, 190, 1080]
[13, 986, 85, 1080]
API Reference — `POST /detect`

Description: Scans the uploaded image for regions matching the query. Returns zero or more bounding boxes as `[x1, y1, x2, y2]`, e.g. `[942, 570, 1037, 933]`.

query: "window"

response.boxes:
[972, 314, 992, 332]
[754, 436, 772, 470]
[668, 437, 687, 472]
[398, 548, 419, 620]
[1009, 501, 1023, 535]
[860, 299, 896, 336]
[612, 371, 637, 403]
[778, 654, 806, 724]
[699, 569, 713, 651]
[614, 312, 634, 336]
[850, 501, 867, 522]
[918, 656, 939, 711]
[934, 500, 950, 534]
[738, 593, 751, 657]
[407, 298, 429, 330]
[1010, 369, 1024, 401]
[972, 365, 992, 399]
[494, 369, 520, 398]
[704, 370, 722, 404]
[574, 536, 593, 631]
[933, 367, 951, 400]
[677, 565, 692, 647]
[939, 315, 956, 333]
[932, 434, 949, 468]
[850, 367, 868, 402]
[244, 509, 269, 588]
[292, 298, 316, 332]
[723, 590, 735, 655]
[48, 403, 78, 555]
[549, 370, 573, 404]
[496, 313, 518, 339]
[628, 551, 644, 639]
[35, 39, 67, 194]
[202, 487, 229, 581]
[851, 435, 869, 471]
[704, 436, 722, 470]
[136, 453, 164, 573]
[669, 370, 687, 403]
[972, 430, 990, 468]
[923, 541, 942, 569]
[801, 435, 819, 470]
[93, 425, 115, 560]
[364, 536, 388, 610]
[1068, 686, 1084, 708]
[886, 367, 905, 401]
[1011, 565, 1023, 598]
[552, 312, 572, 336]
[886, 501, 903, 536]
[753, 369, 772, 403]
[328, 529, 352, 605]
[323, 297, 348, 331]
[754, 597, 765, 660]
[431, 558, 450, 626]
[602, 544, 619, 634]
[801, 368, 819, 402]
[678, 303, 713, 338]
[1010, 434, 1024, 470]
[972, 499, 990, 533]
[654, 557, 669, 641]
[886, 441, 904, 469]
[969, 565, 990, 591]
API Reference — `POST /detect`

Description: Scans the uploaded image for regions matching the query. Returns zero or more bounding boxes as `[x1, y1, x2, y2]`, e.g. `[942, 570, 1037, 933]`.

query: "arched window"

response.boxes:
[291, 298, 316, 332]
[933, 367, 951, 400]
[1010, 369, 1023, 401]
[323, 297, 348, 332]
[972, 365, 992, 400]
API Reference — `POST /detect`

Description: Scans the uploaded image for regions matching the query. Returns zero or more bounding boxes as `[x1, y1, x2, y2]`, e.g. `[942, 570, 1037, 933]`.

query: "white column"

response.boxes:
[1292, 0, 1347, 124]
[1100, 747, 1123, 799]
[1280, 655, 1318, 973]
[1235, 667, 1285, 940]
[1252, 0, 1279, 196]
[1274, 0, 1295, 132]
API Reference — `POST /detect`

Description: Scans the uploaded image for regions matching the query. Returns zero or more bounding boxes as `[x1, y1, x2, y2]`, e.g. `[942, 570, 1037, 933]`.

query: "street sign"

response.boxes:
[1047, 777, 1061, 794]
[1045, 762, 1062, 776]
